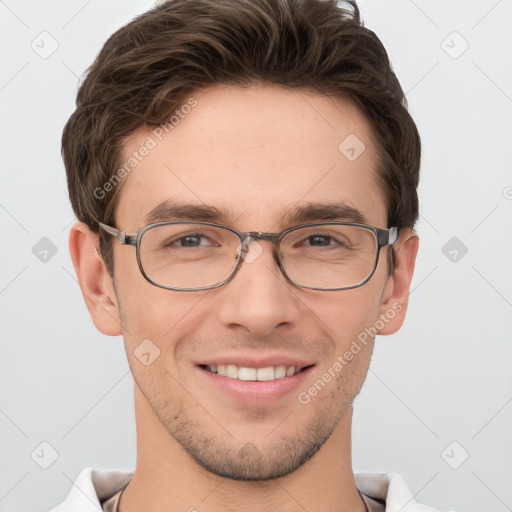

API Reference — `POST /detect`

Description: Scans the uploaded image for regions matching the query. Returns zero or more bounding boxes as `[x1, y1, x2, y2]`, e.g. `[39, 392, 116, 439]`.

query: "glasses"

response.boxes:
[98, 220, 399, 292]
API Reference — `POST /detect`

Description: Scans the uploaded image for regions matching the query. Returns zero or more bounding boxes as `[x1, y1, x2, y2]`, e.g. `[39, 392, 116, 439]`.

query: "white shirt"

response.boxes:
[48, 467, 440, 512]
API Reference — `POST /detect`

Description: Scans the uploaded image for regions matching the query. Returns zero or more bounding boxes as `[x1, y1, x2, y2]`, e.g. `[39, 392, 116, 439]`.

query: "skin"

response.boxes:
[69, 85, 419, 512]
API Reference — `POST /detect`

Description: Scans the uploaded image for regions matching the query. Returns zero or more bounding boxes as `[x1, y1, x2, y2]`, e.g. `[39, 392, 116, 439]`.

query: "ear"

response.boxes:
[68, 222, 122, 336]
[376, 229, 419, 335]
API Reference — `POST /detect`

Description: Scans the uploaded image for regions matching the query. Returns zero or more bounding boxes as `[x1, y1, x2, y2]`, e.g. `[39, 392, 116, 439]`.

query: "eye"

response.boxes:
[304, 235, 336, 247]
[168, 233, 215, 247]
[300, 233, 350, 248]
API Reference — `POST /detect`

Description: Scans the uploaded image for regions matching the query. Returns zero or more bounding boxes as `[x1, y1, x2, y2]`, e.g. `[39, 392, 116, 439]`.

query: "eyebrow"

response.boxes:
[143, 199, 367, 227]
[144, 199, 231, 224]
[282, 203, 367, 225]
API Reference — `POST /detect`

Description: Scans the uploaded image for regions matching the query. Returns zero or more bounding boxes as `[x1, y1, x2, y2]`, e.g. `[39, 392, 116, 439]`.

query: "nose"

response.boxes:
[216, 239, 302, 336]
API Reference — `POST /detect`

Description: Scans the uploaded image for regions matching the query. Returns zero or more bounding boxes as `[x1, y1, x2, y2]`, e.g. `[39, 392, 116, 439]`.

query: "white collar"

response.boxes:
[48, 467, 439, 511]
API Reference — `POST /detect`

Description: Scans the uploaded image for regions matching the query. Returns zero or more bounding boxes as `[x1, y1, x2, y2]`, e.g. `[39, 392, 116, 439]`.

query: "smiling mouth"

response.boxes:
[199, 364, 314, 382]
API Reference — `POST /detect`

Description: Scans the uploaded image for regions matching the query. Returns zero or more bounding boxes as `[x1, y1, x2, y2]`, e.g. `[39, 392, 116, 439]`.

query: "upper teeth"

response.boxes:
[208, 364, 300, 381]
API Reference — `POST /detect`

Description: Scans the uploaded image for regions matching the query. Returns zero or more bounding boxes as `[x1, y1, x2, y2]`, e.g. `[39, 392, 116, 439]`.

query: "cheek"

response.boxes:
[302, 285, 383, 342]
[113, 245, 174, 328]
[113, 269, 206, 373]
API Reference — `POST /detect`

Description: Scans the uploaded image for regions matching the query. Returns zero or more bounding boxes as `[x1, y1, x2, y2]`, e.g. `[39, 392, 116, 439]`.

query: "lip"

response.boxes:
[195, 354, 315, 369]
[196, 362, 316, 405]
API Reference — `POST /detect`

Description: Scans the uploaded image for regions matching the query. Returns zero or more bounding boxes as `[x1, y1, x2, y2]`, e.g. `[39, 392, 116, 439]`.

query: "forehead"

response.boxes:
[115, 85, 387, 230]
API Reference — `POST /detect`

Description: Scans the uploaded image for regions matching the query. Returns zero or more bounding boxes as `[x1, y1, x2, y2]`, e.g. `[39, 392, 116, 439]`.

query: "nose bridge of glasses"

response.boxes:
[238, 232, 281, 265]
[240, 231, 279, 251]
[244, 231, 280, 243]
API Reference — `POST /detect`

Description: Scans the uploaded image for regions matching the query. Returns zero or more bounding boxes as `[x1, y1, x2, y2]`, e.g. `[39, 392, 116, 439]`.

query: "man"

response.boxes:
[51, 0, 437, 510]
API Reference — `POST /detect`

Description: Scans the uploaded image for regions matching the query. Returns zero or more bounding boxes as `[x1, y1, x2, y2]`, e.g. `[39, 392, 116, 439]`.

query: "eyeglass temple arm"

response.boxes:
[98, 222, 138, 246]
[377, 227, 399, 247]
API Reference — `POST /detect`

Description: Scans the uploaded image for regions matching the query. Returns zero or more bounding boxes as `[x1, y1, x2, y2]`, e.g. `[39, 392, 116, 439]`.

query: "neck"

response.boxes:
[119, 386, 365, 512]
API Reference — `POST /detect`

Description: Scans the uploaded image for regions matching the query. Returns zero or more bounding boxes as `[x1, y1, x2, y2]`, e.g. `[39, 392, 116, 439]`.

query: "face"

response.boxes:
[106, 85, 398, 480]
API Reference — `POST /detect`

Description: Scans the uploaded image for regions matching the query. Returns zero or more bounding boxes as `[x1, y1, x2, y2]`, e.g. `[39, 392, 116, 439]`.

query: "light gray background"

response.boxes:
[1, 1, 511, 511]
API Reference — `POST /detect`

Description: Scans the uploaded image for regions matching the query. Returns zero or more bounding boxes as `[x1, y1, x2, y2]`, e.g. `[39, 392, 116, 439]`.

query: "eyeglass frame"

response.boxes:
[97, 219, 399, 292]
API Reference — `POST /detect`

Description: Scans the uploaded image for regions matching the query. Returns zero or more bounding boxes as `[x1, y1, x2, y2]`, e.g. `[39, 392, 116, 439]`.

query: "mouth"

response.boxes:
[199, 363, 314, 382]
[194, 355, 317, 404]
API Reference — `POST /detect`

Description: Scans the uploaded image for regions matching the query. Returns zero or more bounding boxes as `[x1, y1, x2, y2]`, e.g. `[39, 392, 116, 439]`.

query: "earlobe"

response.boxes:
[68, 222, 122, 336]
[377, 229, 419, 335]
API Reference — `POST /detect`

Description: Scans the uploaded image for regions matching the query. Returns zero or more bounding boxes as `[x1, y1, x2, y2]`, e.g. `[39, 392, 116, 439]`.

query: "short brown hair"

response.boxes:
[62, 0, 420, 276]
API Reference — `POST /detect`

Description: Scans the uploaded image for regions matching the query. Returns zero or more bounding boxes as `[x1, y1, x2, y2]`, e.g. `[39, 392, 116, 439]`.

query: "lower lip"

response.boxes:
[197, 365, 315, 405]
